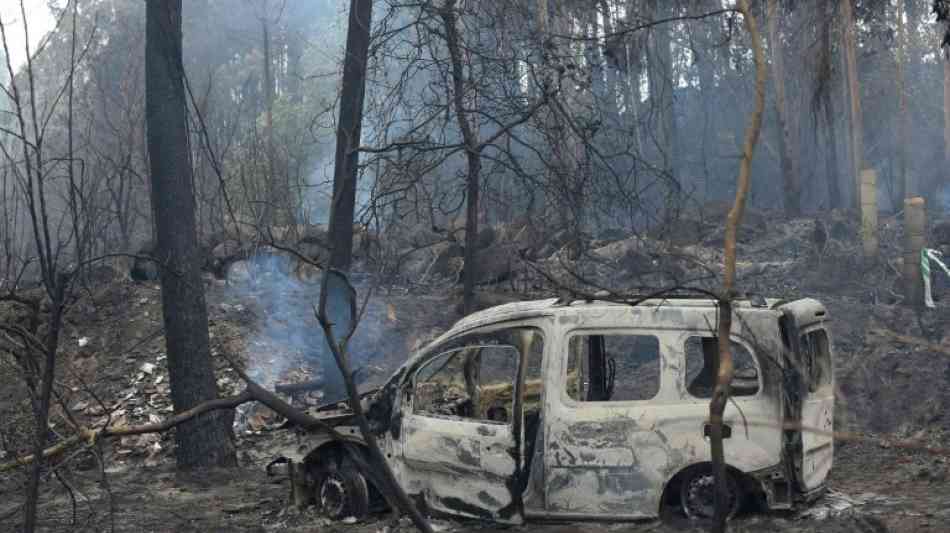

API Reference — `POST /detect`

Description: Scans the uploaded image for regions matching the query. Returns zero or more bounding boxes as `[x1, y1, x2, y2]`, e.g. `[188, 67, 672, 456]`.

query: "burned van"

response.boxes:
[298, 297, 834, 523]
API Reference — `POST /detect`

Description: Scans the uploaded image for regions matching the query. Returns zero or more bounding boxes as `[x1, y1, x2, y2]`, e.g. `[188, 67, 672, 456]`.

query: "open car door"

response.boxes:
[399, 326, 542, 523]
[779, 299, 834, 494]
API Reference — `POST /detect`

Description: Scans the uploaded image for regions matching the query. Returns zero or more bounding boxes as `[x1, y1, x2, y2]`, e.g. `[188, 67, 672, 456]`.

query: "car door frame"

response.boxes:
[395, 319, 546, 523]
[778, 299, 834, 495]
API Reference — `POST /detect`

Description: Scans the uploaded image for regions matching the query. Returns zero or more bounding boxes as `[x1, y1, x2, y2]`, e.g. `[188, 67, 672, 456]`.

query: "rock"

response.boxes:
[294, 239, 329, 264]
[431, 242, 463, 278]
[591, 237, 654, 274]
[293, 260, 322, 285]
[130, 242, 159, 282]
[84, 264, 120, 285]
[213, 239, 243, 261]
[462, 244, 516, 285]
[475, 226, 496, 250]
[227, 260, 252, 283]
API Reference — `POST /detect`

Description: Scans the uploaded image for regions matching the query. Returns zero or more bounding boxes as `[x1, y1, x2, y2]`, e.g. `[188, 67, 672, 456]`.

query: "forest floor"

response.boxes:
[3, 209, 950, 532]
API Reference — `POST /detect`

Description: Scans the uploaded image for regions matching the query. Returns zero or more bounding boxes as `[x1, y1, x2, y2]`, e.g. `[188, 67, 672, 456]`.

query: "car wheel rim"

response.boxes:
[684, 473, 734, 519]
[320, 473, 348, 518]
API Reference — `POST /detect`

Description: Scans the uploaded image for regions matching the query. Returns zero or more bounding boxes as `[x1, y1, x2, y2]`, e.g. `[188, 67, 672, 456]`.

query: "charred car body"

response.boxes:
[297, 297, 834, 523]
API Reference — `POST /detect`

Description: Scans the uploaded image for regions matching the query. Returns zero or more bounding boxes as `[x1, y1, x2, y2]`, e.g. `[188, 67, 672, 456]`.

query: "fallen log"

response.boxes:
[274, 379, 323, 395]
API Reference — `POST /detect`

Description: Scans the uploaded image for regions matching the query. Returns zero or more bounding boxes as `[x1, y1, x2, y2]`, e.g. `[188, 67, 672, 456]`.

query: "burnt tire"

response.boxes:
[316, 457, 370, 521]
[679, 466, 742, 521]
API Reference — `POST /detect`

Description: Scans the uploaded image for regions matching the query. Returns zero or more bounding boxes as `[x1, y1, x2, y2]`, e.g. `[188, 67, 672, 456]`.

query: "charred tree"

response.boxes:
[841, 0, 864, 210]
[440, 0, 482, 315]
[648, 0, 677, 190]
[145, 0, 237, 468]
[815, 1, 842, 209]
[261, 4, 279, 225]
[944, 47, 950, 206]
[691, 0, 718, 200]
[767, 0, 801, 217]
[328, 0, 373, 272]
[896, 0, 909, 203]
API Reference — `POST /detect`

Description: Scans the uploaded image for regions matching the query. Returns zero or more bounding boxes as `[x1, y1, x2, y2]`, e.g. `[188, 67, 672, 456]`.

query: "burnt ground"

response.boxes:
[7, 441, 949, 533]
[2, 210, 950, 532]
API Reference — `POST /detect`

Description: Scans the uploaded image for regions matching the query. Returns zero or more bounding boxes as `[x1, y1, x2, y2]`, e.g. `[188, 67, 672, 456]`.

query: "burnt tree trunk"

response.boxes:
[944, 48, 950, 207]
[648, 0, 677, 189]
[767, 0, 801, 217]
[441, 0, 482, 315]
[841, 0, 863, 210]
[262, 10, 279, 225]
[896, 0, 909, 203]
[818, 3, 842, 209]
[328, 0, 373, 272]
[145, 0, 236, 468]
[691, 0, 717, 201]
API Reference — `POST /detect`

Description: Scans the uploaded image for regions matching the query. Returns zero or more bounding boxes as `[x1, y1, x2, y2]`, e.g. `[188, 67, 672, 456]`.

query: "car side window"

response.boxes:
[413, 348, 472, 418]
[684, 336, 760, 398]
[411, 327, 542, 424]
[800, 329, 832, 392]
[566, 334, 661, 402]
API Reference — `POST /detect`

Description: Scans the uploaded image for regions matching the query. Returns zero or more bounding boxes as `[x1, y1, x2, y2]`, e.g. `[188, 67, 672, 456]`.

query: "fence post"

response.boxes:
[903, 196, 926, 306]
[860, 169, 878, 257]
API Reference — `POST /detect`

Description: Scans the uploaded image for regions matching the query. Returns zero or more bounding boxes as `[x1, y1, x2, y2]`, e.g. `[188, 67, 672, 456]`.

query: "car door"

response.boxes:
[794, 326, 834, 491]
[399, 325, 543, 523]
[779, 299, 834, 493]
[542, 329, 671, 518]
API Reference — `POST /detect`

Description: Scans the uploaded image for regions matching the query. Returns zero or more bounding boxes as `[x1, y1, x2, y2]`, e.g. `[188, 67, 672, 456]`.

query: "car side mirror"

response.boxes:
[319, 268, 357, 343]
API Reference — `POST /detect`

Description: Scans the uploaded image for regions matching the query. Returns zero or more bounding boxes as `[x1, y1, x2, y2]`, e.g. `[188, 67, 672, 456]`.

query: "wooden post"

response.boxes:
[860, 169, 878, 257]
[904, 197, 926, 306]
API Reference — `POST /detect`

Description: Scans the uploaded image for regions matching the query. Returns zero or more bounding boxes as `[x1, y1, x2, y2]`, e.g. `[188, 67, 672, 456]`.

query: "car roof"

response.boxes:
[388, 297, 786, 378]
[450, 296, 786, 332]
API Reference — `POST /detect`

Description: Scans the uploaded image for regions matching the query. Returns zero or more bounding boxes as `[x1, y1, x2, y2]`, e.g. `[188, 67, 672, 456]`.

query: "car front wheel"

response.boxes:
[316, 456, 370, 521]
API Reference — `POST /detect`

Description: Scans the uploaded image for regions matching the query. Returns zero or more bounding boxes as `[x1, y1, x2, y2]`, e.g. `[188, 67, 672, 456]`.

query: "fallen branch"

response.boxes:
[0, 361, 349, 474]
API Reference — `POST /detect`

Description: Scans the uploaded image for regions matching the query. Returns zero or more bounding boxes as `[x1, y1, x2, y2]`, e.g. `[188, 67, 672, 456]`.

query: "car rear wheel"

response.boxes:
[316, 457, 370, 521]
[679, 466, 741, 521]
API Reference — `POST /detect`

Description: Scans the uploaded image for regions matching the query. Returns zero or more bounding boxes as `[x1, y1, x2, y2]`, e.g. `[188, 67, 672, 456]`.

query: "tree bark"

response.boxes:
[823, 98, 842, 209]
[261, 9, 279, 225]
[691, 0, 716, 201]
[328, 0, 373, 272]
[710, 0, 765, 530]
[622, 0, 645, 156]
[944, 52, 950, 208]
[648, 0, 677, 186]
[841, 0, 863, 210]
[896, 0, 909, 203]
[440, 0, 482, 315]
[145, 0, 236, 468]
[767, 0, 800, 217]
[818, 3, 842, 209]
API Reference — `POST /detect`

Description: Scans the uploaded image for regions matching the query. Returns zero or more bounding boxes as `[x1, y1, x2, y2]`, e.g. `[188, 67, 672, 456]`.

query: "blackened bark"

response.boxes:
[145, 0, 236, 468]
[440, 0, 482, 315]
[768, 0, 801, 217]
[841, 0, 864, 210]
[262, 14, 279, 225]
[648, 0, 677, 187]
[692, 0, 716, 201]
[328, 0, 373, 272]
